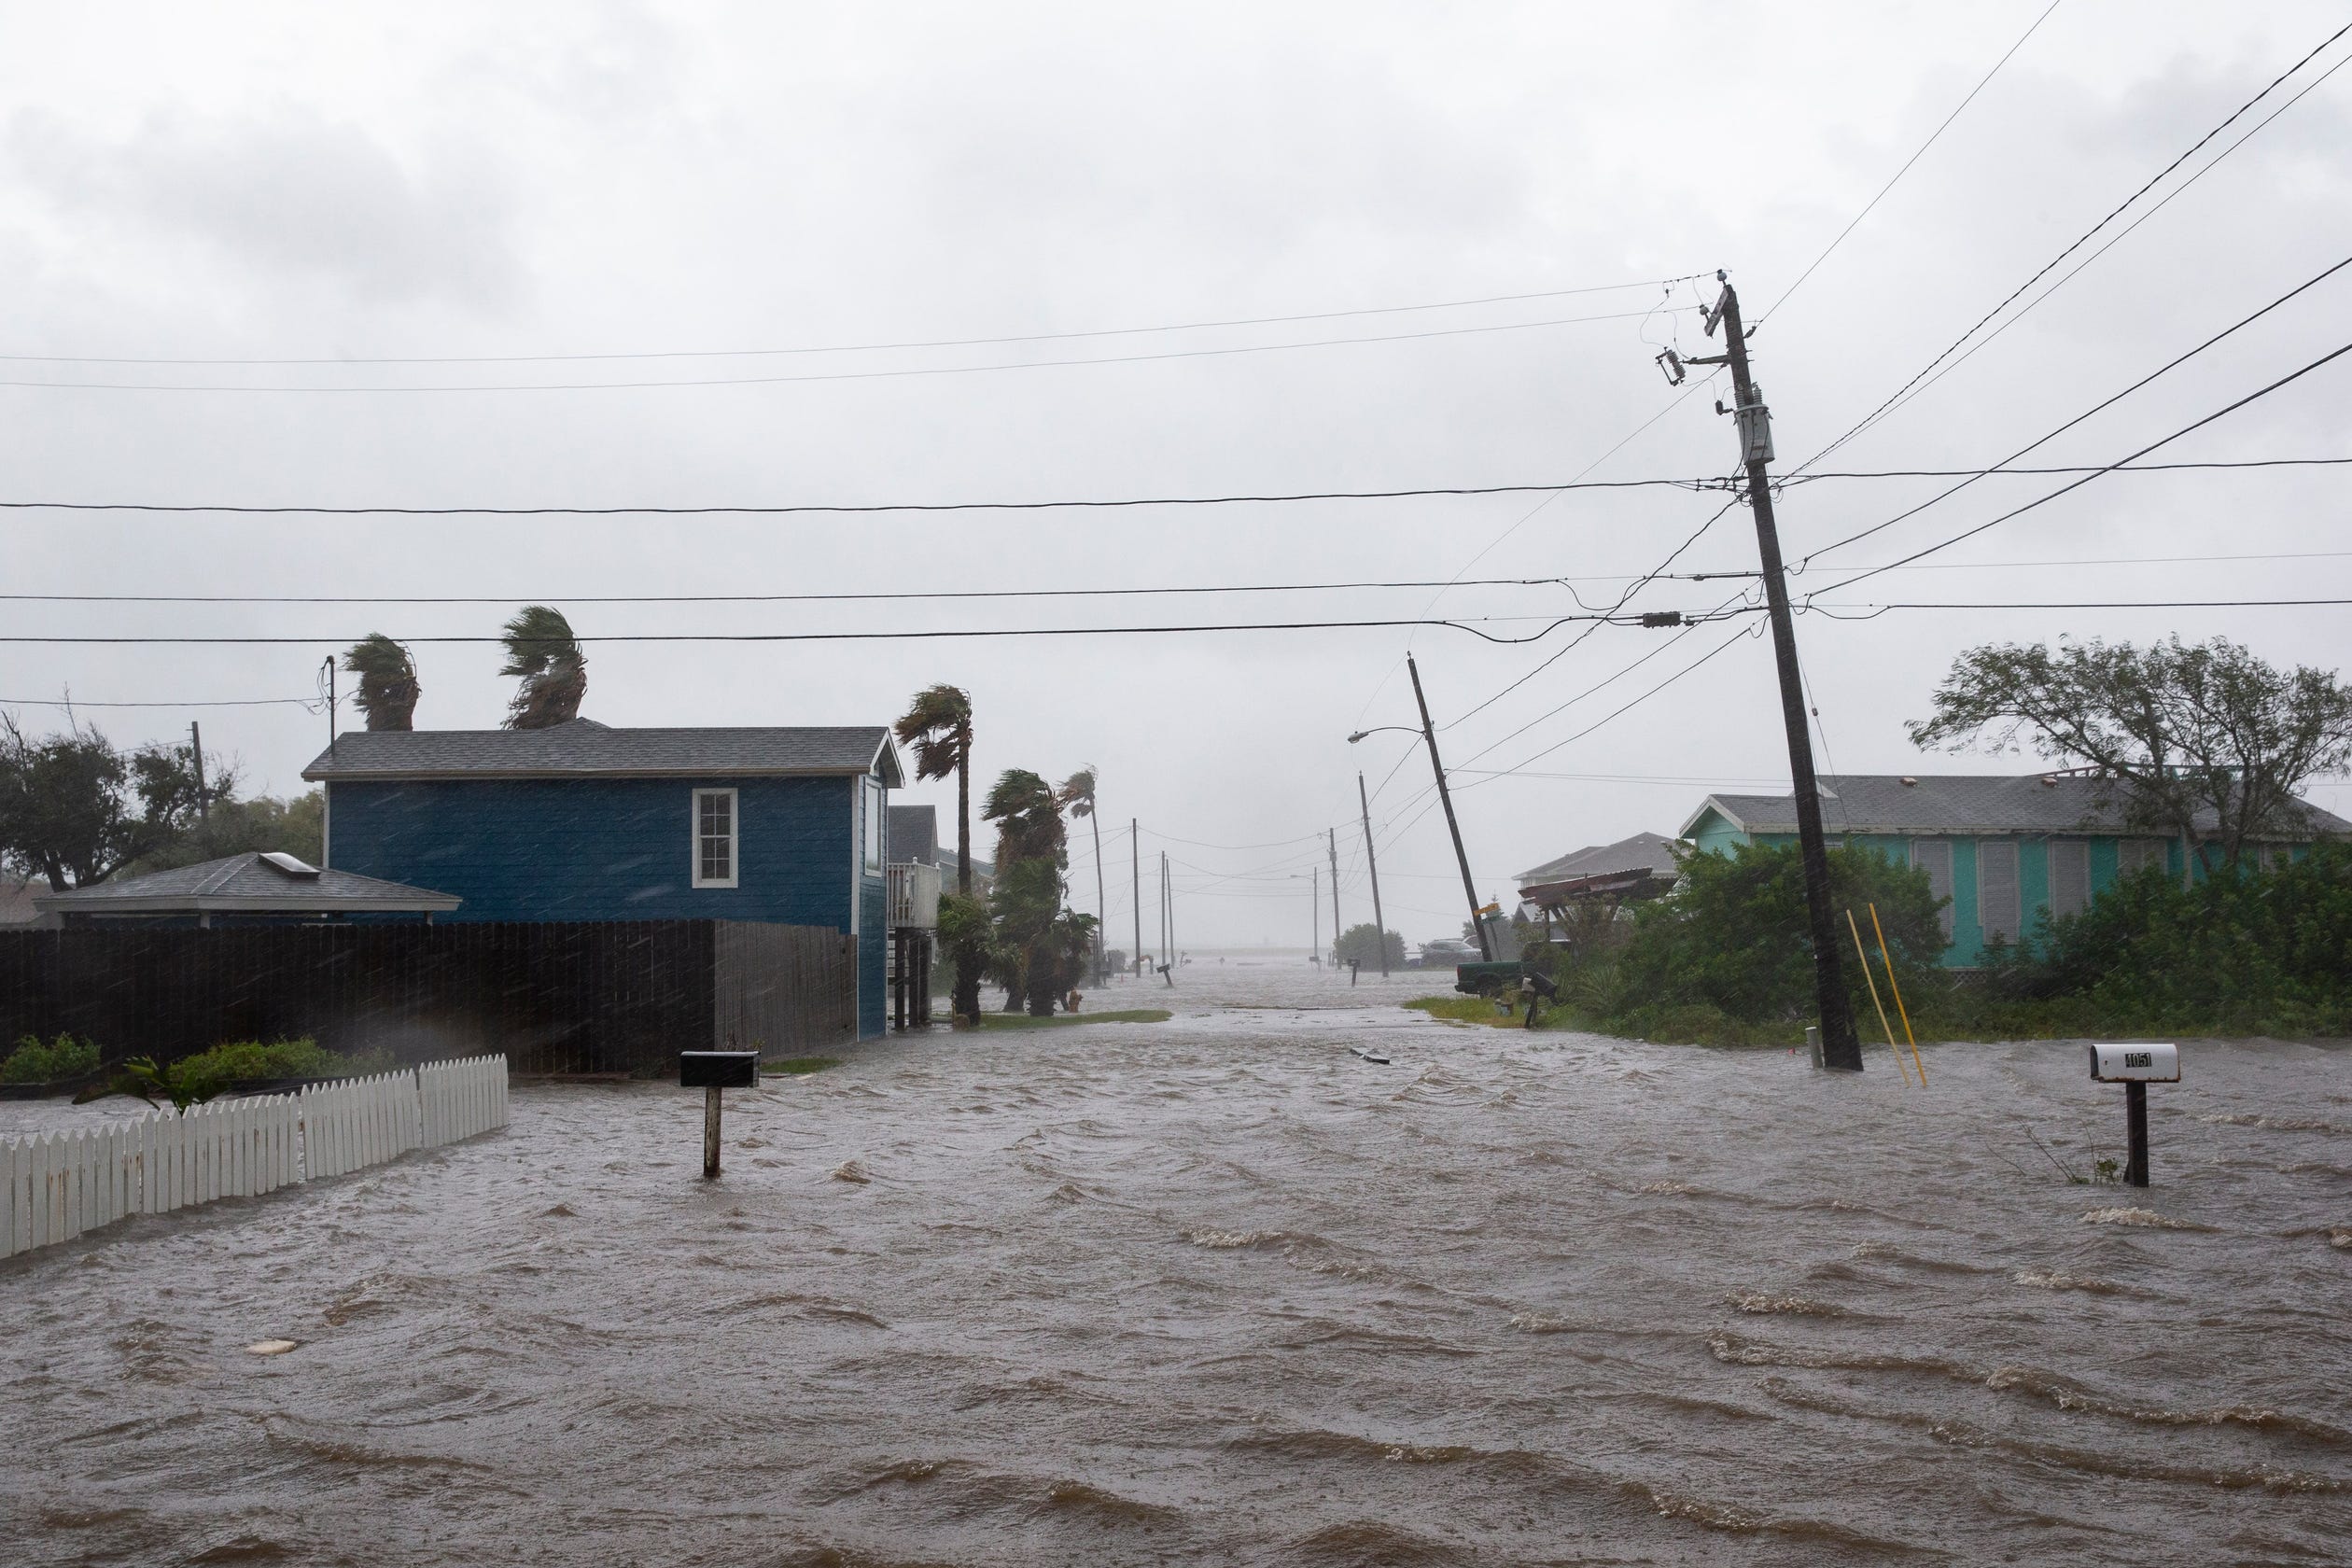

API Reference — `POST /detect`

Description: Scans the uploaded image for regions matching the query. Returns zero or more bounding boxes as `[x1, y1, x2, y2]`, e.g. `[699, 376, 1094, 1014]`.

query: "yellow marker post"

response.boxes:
[1868, 903, 1927, 1085]
[1846, 909, 1911, 1085]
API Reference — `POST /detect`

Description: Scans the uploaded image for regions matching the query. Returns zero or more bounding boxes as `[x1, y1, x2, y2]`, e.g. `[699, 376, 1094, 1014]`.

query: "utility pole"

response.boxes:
[1162, 851, 1176, 968]
[1089, 791, 1108, 988]
[1684, 271, 1860, 1071]
[1407, 653, 1491, 960]
[189, 721, 209, 822]
[1309, 866, 1319, 960]
[1357, 772, 1389, 975]
[1326, 828, 1342, 967]
[1131, 818, 1142, 978]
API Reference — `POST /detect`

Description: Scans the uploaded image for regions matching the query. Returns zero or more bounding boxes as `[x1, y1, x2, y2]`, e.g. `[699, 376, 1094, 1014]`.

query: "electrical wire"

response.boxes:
[0, 694, 324, 709]
[1808, 330, 2352, 595]
[0, 275, 1714, 367]
[0, 609, 1716, 648]
[1791, 17, 2352, 476]
[0, 306, 1689, 394]
[1759, 0, 2065, 329]
[1813, 595, 2352, 615]
[1795, 250, 2352, 568]
[6, 455, 2338, 521]
[1841, 48, 2352, 445]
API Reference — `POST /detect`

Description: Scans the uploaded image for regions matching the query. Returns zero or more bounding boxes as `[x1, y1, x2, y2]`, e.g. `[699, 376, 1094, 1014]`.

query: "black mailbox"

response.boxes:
[679, 1050, 759, 1088]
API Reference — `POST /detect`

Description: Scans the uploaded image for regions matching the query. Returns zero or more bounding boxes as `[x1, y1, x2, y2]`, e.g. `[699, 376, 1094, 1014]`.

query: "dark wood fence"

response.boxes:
[0, 920, 854, 1076]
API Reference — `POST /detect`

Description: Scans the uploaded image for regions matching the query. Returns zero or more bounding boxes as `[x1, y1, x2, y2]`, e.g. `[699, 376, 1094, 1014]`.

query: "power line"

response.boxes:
[1810, 330, 2352, 595]
[1791, 18, 2352, 476]
[1840, 47, 2352, 443]
[0, 305, 1688, 393]
[1813, 595, 2352, 616]
[1759, 0, 2065, 328]
[0, 609, 1707, 648]
[1796, 250, 2352, 568]
[0, 694, 322, 710]
[0, 274, 1714, 367]
[6, 455, 2340, 521]
[1453, 626, 1760, 790]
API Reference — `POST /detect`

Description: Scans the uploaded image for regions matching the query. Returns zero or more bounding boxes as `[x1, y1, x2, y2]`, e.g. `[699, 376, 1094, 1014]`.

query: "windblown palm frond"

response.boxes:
[984, 768, 1065, 868]
[341, 634, 421, 731]
[499, 605, 587, 730]
[1057, 767, 1097, 819]
[893, 684, 973, 783]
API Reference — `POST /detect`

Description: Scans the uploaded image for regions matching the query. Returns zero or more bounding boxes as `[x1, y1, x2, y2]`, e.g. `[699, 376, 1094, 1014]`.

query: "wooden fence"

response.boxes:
[1, 1054, 510, 1261]
[0, 920, 852, 1075]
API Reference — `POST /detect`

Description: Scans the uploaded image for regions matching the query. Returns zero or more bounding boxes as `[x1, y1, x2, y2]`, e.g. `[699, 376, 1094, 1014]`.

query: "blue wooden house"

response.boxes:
[1680, 773, 2348, 968]
[304, 720, 903, 1036]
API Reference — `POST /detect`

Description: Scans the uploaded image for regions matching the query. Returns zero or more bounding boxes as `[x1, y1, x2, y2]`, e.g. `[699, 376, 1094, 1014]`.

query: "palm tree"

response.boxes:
[985, 769, 1065, 868]
[499, 606, 587, 730]
[340, 635, 420, 731]
[1059, 767, 1105, 985]
[894, 685, 974, 895]
[896, 684, 977, 1023]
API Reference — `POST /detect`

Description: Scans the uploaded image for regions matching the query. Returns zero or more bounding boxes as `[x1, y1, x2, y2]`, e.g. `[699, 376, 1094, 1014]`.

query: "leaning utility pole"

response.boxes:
[1684, 271, 1860, 1070]
[189, 721, 210, 822]
[1325, 828, 1342, 966]
[1357, 772, 1390, 975]
[1131, 818, 1142, 978]
[1408, 653, 1492, 960]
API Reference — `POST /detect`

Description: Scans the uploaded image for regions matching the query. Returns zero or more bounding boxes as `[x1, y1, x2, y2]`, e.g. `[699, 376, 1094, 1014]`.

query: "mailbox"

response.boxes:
[2088, 1043, 2179, 1083]
[679, 1050, 759, 1089]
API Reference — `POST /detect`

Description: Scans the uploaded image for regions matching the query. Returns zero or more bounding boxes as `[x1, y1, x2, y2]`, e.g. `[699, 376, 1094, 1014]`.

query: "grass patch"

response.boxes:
[1402, 995, 1521, 1028]
[762, 1057, 840, 1075]
[977, 1008, 1172, 1030]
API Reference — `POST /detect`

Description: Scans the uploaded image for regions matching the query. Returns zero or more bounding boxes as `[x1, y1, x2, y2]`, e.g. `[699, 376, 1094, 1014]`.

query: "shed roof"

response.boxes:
[1678, 774, 2352, 839]
[302, 719, 903, 785]
[34, 853, 461, 916]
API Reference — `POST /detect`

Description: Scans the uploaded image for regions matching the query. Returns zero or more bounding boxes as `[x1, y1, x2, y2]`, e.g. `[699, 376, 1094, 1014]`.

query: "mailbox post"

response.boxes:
[679, 1051, 760, 1179]
[2088, 1043, 2178, 1188]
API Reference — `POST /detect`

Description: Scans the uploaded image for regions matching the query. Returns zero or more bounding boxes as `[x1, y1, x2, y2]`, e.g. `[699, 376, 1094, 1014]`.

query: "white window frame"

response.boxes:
[692, 787, 738, 889]
[861, 776, 886, 875]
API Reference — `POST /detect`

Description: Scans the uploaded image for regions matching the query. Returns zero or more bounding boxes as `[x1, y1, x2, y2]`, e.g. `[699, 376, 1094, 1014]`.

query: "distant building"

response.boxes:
[1515, 832, 1681, 915]
[0, 873, 57, 930]
[1681, 773, 2350, 968]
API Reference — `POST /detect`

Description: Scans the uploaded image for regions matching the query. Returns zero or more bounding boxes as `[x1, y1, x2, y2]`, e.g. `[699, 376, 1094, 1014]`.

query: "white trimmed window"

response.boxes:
[1977, 839, 2021, 945]
[861, 776, 886, 874]
[693, 788, 738, 889]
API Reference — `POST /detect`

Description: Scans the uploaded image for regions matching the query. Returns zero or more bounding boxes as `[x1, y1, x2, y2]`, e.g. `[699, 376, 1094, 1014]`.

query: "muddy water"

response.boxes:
[4, 965, 2349, 1565]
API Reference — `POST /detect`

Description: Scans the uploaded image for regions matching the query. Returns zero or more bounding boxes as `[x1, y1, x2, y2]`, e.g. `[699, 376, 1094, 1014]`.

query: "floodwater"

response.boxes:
[4, 960, 2350, 1565]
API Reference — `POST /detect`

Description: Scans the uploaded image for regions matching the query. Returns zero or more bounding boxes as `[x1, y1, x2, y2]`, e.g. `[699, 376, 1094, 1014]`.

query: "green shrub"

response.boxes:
[167, 1039, 356, 1099]
[0, 1033, 101, 1084]
[1611, 843, 1945, 1029]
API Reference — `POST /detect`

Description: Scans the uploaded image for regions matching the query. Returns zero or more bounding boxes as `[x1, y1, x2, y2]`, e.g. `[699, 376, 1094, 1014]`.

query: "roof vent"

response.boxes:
[259, 851, 321, 878]
[2040, 776, 2059, 787]
[1898, 776, 1918, 787]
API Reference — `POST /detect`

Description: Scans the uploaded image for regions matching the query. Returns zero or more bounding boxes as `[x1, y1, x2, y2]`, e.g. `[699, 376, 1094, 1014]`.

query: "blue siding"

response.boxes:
[329, 774, 887, 1037]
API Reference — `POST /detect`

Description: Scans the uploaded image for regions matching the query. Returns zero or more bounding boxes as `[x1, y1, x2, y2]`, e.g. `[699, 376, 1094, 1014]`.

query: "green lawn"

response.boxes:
[977, 1008, 1172, 1030]
[1404, 995, 1531, 1029]
[762, 1057, 841, 1074]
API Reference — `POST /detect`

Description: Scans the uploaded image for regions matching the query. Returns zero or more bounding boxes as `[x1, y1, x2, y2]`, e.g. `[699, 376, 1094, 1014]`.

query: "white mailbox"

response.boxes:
[2088, 1043, 2178, 1083]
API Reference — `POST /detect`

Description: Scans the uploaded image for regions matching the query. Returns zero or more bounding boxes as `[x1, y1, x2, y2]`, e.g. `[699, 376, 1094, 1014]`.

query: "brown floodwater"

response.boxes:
[3, 960, 2349, 1565]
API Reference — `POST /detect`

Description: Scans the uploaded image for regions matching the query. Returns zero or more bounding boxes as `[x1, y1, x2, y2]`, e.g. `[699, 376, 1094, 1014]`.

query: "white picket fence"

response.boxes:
[0, 1053, 508, 1260]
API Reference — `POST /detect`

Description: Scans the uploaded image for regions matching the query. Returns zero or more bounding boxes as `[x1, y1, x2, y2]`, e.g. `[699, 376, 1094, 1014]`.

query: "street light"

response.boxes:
[1347, 653, 1491, 960]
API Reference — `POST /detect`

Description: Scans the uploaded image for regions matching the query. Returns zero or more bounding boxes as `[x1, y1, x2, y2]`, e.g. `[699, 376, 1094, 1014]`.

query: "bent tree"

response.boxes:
[1909, 636, 2352, 875]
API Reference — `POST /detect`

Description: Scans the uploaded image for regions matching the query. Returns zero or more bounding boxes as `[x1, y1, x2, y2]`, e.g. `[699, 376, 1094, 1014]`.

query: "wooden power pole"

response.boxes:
[1685, 272, 1860, 1071]
[1357, 772, 1389, 975]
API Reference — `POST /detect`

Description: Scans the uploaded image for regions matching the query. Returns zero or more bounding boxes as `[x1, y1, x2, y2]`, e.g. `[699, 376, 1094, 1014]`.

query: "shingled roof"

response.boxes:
[35, 853, 460, 917]
[302, 719, 903, 785]
[1680, 774, 2352, 839]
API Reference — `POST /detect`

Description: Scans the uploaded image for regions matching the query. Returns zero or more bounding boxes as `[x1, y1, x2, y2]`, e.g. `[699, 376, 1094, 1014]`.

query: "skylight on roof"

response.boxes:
[259, 852, 321, 878]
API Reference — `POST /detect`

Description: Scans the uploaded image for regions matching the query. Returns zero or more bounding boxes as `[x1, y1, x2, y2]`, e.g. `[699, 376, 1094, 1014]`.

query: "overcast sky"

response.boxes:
[4, 2, 2348, 946]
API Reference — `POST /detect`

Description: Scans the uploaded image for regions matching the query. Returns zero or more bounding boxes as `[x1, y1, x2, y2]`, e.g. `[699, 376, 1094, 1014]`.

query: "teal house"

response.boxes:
[1679, 773, 2347, 968]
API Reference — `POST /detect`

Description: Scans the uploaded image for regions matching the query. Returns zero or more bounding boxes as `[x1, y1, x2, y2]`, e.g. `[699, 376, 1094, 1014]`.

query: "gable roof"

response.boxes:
[1514, 831, 1681, 887]
[302, 719, 903, 786]
[34, 853, 461, 916]
[1677, 774, 2352, 839]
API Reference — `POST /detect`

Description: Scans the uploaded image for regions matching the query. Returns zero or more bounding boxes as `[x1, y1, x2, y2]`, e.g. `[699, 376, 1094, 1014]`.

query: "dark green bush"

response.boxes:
[0, 1033, 101, 1084]
[1608, 843, 1944, 1038]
